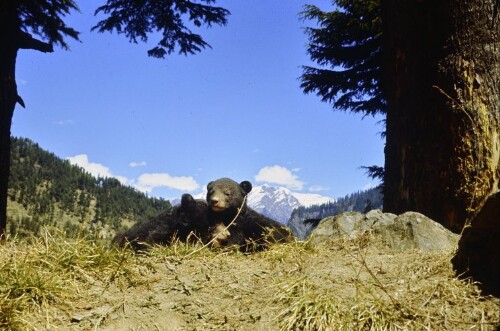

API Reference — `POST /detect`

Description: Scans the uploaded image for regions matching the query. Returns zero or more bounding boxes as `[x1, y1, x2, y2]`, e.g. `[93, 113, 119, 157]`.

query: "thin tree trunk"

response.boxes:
[381, 0, 500, 233]
[0, 97, 15, 239]
[0, 2, 19, 238]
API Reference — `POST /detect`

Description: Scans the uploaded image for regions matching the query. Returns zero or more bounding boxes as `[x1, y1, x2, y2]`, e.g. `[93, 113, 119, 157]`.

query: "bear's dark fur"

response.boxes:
[113, 193, 208, 250]
[205, 178, 293, 251]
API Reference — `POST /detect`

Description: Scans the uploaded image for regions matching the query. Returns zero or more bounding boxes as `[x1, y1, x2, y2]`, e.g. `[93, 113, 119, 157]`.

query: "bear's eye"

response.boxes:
[224, 190, 231, 196]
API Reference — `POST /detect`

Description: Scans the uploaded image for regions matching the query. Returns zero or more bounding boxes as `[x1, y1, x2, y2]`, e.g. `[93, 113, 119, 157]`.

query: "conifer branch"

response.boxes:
[17, 31, 53, 53]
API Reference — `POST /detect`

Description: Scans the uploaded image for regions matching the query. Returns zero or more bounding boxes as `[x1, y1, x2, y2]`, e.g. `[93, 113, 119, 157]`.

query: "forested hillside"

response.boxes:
[288, 187, 383, 239]
[7, 137, 171, 237]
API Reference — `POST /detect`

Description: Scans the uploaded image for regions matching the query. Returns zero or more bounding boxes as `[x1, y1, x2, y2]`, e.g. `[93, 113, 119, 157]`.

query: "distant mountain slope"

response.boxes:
[7, 137, 171, 237]
[288, 187, 383, 239]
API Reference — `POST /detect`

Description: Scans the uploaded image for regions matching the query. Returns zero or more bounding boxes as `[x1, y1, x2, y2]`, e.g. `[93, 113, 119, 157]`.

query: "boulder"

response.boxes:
[309, 211, 365, 242]
[309, 210, 459, 252]
[452, 191, 500, 297]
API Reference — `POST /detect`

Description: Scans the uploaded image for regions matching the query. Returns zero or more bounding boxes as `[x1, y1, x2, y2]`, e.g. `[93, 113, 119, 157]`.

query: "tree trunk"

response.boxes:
[0, 2, 20, 238]
[0, 69, 16, 239]
[381, 0, 500, 233]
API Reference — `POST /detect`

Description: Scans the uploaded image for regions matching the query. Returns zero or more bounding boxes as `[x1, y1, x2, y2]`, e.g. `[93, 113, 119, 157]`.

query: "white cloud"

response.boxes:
[134, 173, 199, 193]
[255, 165, 304, 190]
[67, 154, 113, 179]
[129, 161, 147, 168]
[67, 154, 132, 186]
[54, 119, 75, 126]
[67, 154, 198, 194]
[308, 185, 329, 192]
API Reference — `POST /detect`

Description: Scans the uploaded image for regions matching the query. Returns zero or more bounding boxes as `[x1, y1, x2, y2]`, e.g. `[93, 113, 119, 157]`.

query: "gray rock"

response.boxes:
[309, 210, 459, 252]
[308, 212, 365, 245]
[373, 212, 459, 251]
[366, 209, 397, 228]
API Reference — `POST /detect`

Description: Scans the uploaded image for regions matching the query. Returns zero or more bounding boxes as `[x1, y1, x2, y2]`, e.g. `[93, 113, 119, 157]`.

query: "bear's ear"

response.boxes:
[240, 181, 252, 194]
[181, 194, 196, 210]
[207, 181, 213, 189]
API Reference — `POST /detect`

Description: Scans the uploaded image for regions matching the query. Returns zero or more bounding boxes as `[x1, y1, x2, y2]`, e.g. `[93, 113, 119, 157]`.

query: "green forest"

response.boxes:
[293, 186, 383, 219]
[7, 137, 171, 238]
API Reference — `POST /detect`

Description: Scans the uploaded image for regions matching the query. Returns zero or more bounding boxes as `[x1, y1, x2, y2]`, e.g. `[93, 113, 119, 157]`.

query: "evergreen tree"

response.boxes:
[302, 0, 499, 231]
[0, 1, 230, 237]
[1, 1, 79, 238]
[92, 0, 229, 58]
[301, 0, 384, 115]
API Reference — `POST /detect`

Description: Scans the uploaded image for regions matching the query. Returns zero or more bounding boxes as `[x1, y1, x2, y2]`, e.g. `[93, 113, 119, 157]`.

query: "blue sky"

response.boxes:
[12, 0, 385, 201]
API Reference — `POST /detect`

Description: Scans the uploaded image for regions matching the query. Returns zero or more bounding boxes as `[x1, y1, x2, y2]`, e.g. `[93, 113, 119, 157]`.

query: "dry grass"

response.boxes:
[0, 230, 498, 330]
[269, 237, 499, 331]
[0, 230, 139, 330]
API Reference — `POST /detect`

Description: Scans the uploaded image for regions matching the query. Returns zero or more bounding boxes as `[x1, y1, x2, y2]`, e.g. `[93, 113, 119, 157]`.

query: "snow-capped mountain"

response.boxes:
[247, 186, 333, 224]
[247, 186, 302, 224]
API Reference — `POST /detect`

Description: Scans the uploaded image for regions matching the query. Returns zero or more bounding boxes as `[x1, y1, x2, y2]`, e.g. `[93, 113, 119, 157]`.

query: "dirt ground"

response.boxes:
[21, 239, 500, 331]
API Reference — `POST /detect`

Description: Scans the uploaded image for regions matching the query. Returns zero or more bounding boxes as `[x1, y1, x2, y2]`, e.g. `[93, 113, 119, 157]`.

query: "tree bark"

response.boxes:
[0, 2, 19, 238]
[381, 0, 500, 232]
[0, 66, 16, 239]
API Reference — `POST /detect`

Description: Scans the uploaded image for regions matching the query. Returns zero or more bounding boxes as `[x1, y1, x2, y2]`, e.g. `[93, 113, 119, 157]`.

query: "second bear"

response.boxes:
[113, 193, 209, 250]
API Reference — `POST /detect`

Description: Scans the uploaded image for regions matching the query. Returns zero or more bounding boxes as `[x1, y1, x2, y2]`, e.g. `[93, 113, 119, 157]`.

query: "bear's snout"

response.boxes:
[209, 196, 226, 211]
[209, 196, 219, 206]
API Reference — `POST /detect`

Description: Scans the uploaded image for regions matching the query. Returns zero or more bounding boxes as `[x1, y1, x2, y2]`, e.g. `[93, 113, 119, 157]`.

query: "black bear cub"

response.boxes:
[113, 193, 208, 250]
[205, 178, 293, 251]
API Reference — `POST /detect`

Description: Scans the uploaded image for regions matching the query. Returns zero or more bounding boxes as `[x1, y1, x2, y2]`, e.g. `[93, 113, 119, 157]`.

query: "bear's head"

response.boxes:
[174, 193, 209, 227]
[206, 178, 252, 222]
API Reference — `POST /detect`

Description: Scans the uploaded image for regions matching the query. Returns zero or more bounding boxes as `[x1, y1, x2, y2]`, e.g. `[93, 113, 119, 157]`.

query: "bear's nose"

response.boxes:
[210, 197, 219, 205]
